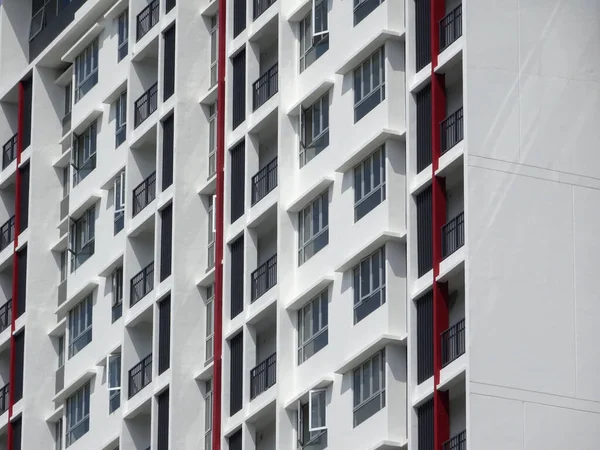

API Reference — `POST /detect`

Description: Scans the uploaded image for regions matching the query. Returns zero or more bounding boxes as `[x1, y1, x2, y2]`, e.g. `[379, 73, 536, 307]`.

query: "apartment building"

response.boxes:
[0, 0, 597, 449]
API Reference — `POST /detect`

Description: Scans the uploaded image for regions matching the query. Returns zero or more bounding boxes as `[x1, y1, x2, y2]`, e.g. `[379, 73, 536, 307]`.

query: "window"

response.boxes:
[208, 102, 217, 178]
[354, 147, 386, 221]
[298, 290, 328, 364]
[62, 166, 70, 199]
[115, 91, 127, 148]
[114, 171, 125, 235]
[300, 93, 329, 167]
[205, 285, 214, 363]
[55, 418, 63, 450]
[69, 206, 95, 271]
[64, 82, 72, 121]
[111, 267, 123, 322]
[207, 195, 215, 269]
[354, 0, 384, 25]
[74, 39, 99, 102]
[107, 353, 121, 413]
[58, 335, 65, 368]
[117, 9, 129, 61]
[72, 121, 97, 186]
[298, 191, 329, 265]
[210, 15, 218, 87]
[353, 350, 385, 426]
[353, 247, 386, 323]
[68, 294, 93, 358]
[204, 379, 213, 450]
[60, 250, 68, 283]
[66, 383, 90, 446]
[297, 390, 328, 448]
[299, 0, 329, 73]
[354, 47, 385, 122]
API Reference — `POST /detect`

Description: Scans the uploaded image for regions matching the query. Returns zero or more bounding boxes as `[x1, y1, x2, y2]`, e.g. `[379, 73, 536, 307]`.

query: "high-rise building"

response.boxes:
[0, 0, 597, 449]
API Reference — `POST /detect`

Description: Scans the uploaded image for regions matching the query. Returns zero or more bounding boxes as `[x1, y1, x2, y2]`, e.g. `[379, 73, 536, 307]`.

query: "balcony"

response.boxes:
[128, 353, 152, 398]
[0, 299, 10, 335]
[134, 83, 158, 128]
[0, 383, 8, 414]
[136, 0, 159, 42]
[253, 64, 278, 111]
[443, 430, 466, 450]
[442, 212, 464, 259]
[132, 172, 156, 217]
[254, 0, 276, 19]
[441, 318, 465, 367]
[0, 216, 15, 252]
[130, 262, 154, 306]
[2, 134, 17, 170]
[251, 158, 277, 205]
[440, 107, 463, 155]
[440, 5, 463, 52]
[251, 254, 277, 302]
[250, 352, 276, 400]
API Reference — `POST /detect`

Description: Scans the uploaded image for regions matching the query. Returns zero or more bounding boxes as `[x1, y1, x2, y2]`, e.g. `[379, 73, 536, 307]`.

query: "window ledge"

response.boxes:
[335, 29, 404, 75]
[286, 175, 334, 213]
[61, 23, 104, 63]
[287, 0, 311, 22]
[56, 277, 99, 318]
[285, 274, 334, 310]
[334, 333, 406, 374]
[369, 439, 408, 450]
[283, 375, 334, 409]
[102, 76, 128, 105]
[52, 368, 96, 403]
[98, 252, 124, 278]
[103, 0, 128, 21]
[335, 230, 405, 273]
[286, 79, 334, 116]
[72, 106, 103, 136]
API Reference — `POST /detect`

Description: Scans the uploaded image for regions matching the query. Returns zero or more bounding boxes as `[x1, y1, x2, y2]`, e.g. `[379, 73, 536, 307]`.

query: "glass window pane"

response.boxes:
[303, 304, 312, 343]
[354, 167, 362, 202]
[362, 364, 371, 400]
[353, 268, 360, 305]
[354, 69, 362, 103]
[360, 260, 370, 297]
[372, 51, 380, 87]
[353, 370, 361, 406]
[371, 353, 380, 392]
[363, 157, 372, 194]
[373, 150, 381, 187]
[320, 292, 328, 328]
[321, 193, 328, 227]
[322, 96, 329, 131]
[371, 251, 380, 290]
[362, 61, 371, 95]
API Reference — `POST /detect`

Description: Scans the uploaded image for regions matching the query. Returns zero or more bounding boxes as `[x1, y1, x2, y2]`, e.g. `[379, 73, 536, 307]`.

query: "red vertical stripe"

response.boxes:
[212, 0, 227, 447]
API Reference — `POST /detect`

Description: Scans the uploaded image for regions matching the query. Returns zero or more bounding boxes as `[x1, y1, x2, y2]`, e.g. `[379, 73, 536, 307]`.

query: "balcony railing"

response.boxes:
[442, 212, 464, 259]
[128, 353, 152, 398]
[132, 172, 156, 217]
[254, 0, 276, 19]
[440, 107, 464, 155]
[130, 262, 154, 306]
[0, 383, 8, 414]
[442, 430, 466, 450]
[0, 216, 15, 252]
[441, 318, 465, 367]
[2, 134, 17, 170]
[251, 158, 277, 205]
[134, 83, 158, 128]
[0, 299, 11, 335]
[136, 0, 159, 41]
[253, 63, 278, 111]
[440, 5, 463, 51]
[250, 352, 276, 399]
[251, 254, 277, 302]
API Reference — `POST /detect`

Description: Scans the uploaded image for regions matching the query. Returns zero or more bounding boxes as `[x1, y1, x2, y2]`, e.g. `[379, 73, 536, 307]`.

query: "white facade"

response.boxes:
[0, 0, 596, 449]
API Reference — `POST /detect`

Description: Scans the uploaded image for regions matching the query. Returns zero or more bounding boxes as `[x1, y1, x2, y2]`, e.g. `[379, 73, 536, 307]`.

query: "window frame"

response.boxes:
[111, 266, 123, 322]
[353, 47, 385, 122]
[74, 38, 99, 102]
[71, 121, 97, 186]
[352, 350, 386, 427]
[299, 92, 329, 167]
[68, 294, 93, 359]
[353, 246, 386, 323]
[55, 417, 63, 450]
[308, 388, 327, 432]
[298, 191, 329, 265]
[297, 290, 328, 365]
[115, 91, 127, 147]
[66, 382, 90, 446]
[208, 102, 217, 178]
[204, 379, 213, 450]
[210, 15, 218, 87]
[207, 195, 215, 269]
[117, 9, 129, 62]
[297, 396, 327, 448]
[354, 146, 386, 221]
[69, 206, 96, 272]
[205, 284, 214, 363]
[107, 353, 121, 413]
[299, 0, 329, 73]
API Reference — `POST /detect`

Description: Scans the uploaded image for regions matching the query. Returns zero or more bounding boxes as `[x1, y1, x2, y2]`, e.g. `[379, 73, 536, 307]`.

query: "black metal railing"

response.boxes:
[134, 83, 158, 128]
[441, 318, 465, 367]
[130, 262, 154, 306]
[132, 172, 156, 217]
[440, 5, 462, 51]
[0, 299, 11, 334]
[253, 63, 278, 111]
[128, 353, 153, 398]
[253, 0, 276, 19]
[251, 254, 277, 302]
[441, 212, 464, 258]
[0, 216, 15, 252]
[2, 134, 17, 170]
[136, 0, 159, 41]
[250, 352, 276, 399]
[251, 158, 277, 205]
[442, 430, 466, 450]
[0, 383, 8, 414]
[440, 107, 463, 154]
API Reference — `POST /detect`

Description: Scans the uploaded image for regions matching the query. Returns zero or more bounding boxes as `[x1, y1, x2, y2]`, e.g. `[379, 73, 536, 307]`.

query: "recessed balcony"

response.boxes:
[440, 107, 463, 155]
[251, 254, 277, 302]
[252, 63, 278, 111]
[132, 172, 156, 217]
[251, 157, 277, 206]
[134, 84, 158, 129]
[441, 318, 465, 367]
[130, 262, 154, 307]
[136, 0, 160, 42]
[250, 352, 276, 400]
[128, 353, 153, 398]
[442, 212, 464, 259]
[2, 135, 17, 171]
[439, 5, 462, 52]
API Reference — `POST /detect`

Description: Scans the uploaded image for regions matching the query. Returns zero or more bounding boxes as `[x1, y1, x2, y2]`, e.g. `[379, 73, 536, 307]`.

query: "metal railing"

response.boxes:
[2, 134, 17, 170]
[136, 0, 159, 41]
[440, 107, 463, 154]
[254, 0, 276, 19]
[250, 352, 276, 399]
[128, 353, 152, 398]
[130, 262, 154, 306]
[441, 318, 465, 367]
[0, 299, 11, 334]
[251, 254, 277, 302]
[134, 83, 158, 128]
[442, 430, 466, 450]
[441, 212, 464, 259]
[0, 383, 8, 414]
[440, 5, 462, 51]
[132, 172, 156, 217]
[252, 63, 278, 111]
[0, 216, 15, 252]
[251, 158, 277, 205]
